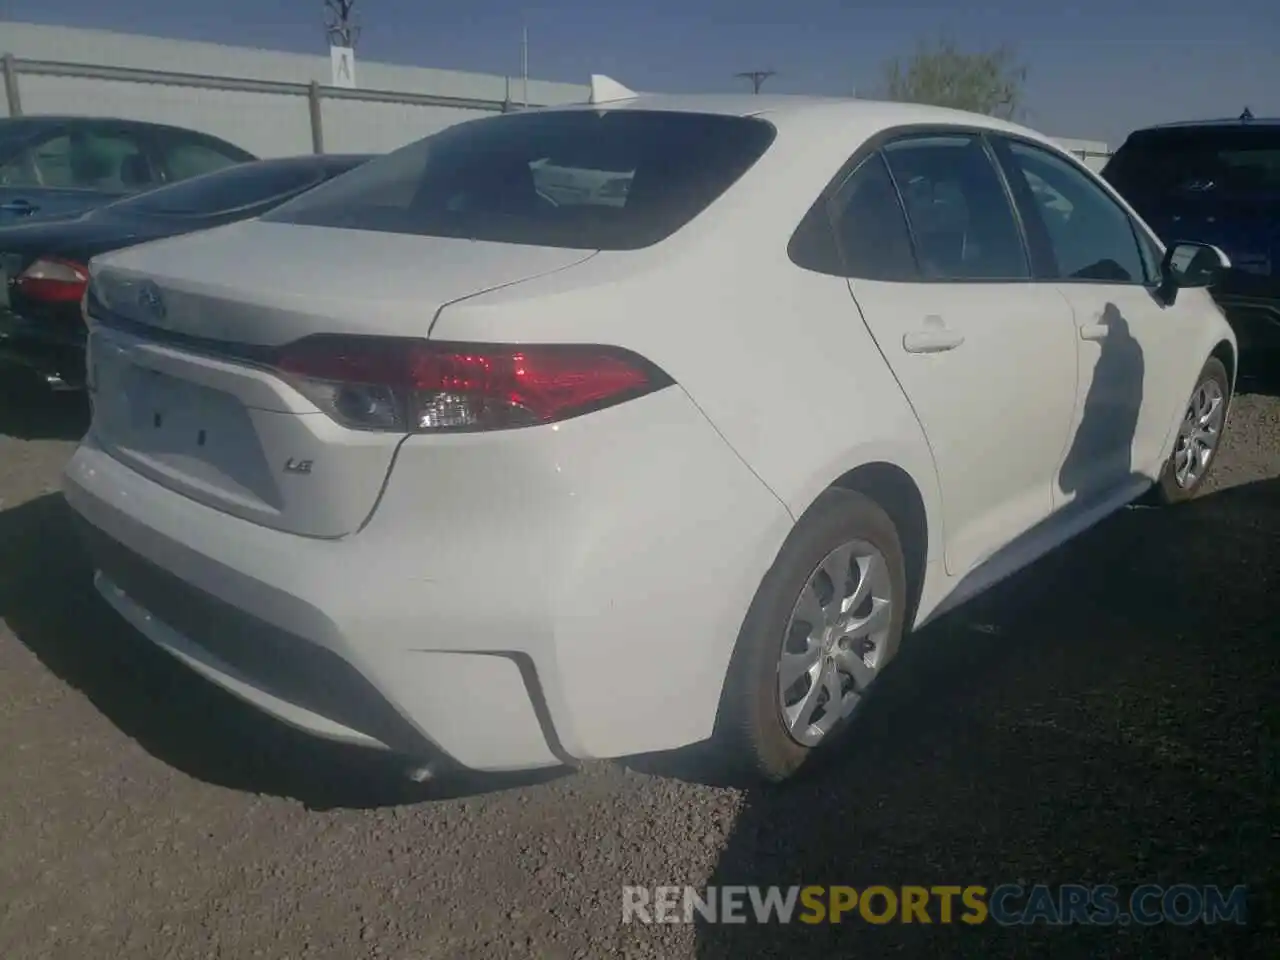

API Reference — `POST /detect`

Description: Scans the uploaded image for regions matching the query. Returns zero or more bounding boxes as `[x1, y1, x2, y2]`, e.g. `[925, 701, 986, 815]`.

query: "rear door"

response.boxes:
[994, 135, 1202, 502]
[834, 133, 1078, 577]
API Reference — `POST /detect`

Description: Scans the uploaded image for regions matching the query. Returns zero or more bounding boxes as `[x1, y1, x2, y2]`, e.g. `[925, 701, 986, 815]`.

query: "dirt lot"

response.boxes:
[1, 377, 1277, 960]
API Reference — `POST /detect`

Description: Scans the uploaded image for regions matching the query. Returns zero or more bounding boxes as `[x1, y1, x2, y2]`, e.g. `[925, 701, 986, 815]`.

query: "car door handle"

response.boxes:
[903, 329, 965, 354]
[1079, 323, 1109, 341]
[0, 199, 37, 214]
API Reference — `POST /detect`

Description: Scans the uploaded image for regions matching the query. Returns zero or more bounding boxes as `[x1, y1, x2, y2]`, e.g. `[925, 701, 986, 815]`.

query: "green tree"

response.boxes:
[881, 36, 1027, 120]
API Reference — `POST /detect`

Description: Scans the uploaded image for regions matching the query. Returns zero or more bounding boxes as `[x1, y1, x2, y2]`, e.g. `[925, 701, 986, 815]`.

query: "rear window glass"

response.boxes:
[261, 110, 777, 250]
[113, 162, 323, 217]
[1104, 127, 1280, 197]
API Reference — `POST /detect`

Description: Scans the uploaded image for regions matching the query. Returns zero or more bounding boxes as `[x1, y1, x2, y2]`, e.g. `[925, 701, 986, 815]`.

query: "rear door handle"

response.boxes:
[903, 327, 965, 354]
[1079, 323, 1109, 341]
[0, 199, 37, 215]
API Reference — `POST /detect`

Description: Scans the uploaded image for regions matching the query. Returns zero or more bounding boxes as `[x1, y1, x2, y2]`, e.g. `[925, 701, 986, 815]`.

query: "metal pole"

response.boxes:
[2, 54, 21, 116]
[521, 23, 528, 108]
[308, 81, 324, 154]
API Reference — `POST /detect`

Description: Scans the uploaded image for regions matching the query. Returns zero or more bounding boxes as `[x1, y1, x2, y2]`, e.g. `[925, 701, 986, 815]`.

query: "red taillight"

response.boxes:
[274, 335, 673, 433]
[15, 257, 89, 302]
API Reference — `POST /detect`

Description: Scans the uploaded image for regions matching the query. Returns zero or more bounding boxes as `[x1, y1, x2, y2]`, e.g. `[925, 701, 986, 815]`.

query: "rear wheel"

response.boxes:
[1149, 356, 1230, 505]
[717, 488, 907, 783]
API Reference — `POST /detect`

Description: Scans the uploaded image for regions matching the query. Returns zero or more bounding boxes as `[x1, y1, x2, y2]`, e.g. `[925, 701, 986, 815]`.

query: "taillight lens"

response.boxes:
[274, 335, 673, 433]
[15, 257, 89, 302]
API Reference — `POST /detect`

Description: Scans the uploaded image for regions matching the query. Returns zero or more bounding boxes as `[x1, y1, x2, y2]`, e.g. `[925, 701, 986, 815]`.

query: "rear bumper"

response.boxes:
[62, 386, 793, 772]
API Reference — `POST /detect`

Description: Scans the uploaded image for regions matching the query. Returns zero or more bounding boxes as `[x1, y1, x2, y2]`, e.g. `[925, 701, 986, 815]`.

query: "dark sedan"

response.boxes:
[0, 153, 371, 390]
[0, 116, 258, 225]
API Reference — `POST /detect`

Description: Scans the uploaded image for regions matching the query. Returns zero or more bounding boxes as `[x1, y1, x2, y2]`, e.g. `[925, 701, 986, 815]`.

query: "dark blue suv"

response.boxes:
[1103, 116, 1279, 367]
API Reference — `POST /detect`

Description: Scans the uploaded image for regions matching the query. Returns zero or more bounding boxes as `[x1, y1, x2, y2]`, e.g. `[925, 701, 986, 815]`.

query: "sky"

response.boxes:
[2, 0, 1277, 146]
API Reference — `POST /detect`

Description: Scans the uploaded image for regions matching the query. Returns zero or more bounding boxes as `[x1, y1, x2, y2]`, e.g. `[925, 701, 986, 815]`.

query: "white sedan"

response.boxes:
[63, 80, 1236, 783]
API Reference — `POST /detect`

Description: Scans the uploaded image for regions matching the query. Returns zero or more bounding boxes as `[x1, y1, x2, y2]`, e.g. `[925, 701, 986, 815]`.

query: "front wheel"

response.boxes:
[1149, 356, 1231, 505]
[716, 488, 907, 783]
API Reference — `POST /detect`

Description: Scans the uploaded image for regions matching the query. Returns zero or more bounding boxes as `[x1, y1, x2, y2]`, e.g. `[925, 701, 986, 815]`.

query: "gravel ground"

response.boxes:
[0, 374, 1277, 960]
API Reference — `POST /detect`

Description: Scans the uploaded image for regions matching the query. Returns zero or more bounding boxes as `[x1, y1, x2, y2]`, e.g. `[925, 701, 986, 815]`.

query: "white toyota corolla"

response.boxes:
[63, 79, 1236, 783]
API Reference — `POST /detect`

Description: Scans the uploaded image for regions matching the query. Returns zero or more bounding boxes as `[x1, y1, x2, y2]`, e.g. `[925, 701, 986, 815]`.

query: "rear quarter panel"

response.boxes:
[429, 111, 948, 576]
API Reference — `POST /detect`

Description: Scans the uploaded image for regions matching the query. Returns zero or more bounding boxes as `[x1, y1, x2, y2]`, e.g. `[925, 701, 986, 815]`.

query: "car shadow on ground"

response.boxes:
[1239, 370, 1280, 399]
[0, 375, 90, 441]
[0, 491, 570, 810]
[692, 475, 1279, 958]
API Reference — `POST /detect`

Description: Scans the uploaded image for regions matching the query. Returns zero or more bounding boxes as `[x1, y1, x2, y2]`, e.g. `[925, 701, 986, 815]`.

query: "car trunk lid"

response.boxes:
[86, 220, 596, 538]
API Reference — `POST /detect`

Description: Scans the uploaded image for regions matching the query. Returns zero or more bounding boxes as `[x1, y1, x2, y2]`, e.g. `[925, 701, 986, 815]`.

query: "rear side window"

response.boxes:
[1105, 126, 1280, 198]
[830, 153, 918, 281]
[882, 135, 1029, 281]
[163, 140, 247, 181]
[262, 110, 777, 250]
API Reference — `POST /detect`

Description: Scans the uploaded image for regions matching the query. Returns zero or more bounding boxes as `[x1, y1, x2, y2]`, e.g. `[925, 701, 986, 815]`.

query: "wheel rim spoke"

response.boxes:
[779, 645, 821, 689]
[841, 597, 891, 641]
[833, 644, 877, 691]
[818, 543, 856, 624]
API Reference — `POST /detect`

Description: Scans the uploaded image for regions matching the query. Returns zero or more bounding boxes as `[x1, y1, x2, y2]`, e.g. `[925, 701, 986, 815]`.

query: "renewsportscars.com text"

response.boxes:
[621, 884, 1249, 926]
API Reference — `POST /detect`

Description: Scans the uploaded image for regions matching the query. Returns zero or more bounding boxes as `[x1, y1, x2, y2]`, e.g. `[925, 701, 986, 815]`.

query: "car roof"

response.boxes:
[534, 92, 1057, 146]
[0, 114, 253, 150]
[1134, 117, 1280, 132]
[1, 114, 197, 131]
[542, 92, 1028, 125]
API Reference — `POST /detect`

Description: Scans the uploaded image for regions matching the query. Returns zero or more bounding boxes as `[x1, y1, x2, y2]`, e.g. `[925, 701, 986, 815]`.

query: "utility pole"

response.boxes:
[324, 0, 361, 49]
[735, 69, 776, 94]
[521, 21, 529, 108]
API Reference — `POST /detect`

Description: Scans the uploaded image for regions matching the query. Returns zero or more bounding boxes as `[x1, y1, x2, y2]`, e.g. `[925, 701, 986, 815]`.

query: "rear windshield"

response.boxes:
[261, 109, 777, 250]
[1104, 126, 1280, 198]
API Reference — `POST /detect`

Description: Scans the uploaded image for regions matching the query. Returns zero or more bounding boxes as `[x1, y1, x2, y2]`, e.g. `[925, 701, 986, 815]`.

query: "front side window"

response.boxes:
[262, 110, 777, 250]
[0, 132, 75, 187]
[998, 139, 1146, 284]
[881, 135, 1029, 281]
[0, 128, 153, 191]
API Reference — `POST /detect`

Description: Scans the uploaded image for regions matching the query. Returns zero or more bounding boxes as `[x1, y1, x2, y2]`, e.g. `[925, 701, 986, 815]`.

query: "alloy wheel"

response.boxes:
[776, 539, 893, 747]
[1173, 377, 1225, 489]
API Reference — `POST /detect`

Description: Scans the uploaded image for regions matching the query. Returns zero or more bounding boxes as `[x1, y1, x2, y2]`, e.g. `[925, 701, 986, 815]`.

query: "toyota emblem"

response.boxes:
[138, 281, 166, 321]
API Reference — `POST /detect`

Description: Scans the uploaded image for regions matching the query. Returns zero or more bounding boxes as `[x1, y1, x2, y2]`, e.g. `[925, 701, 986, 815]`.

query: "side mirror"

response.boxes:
[1157, 241, 1231, 305]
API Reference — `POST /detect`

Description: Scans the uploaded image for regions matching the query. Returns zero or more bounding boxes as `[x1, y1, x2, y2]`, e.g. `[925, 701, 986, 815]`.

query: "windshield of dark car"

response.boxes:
[107, 161, 330, 217]
[1104, 126, 1280, 199]
[260, 110, 777, 250]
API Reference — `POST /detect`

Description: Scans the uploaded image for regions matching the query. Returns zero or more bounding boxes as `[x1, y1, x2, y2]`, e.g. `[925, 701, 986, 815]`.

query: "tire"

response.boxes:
[1148, 356, 1231, 505]
[716, 487, 908, 784]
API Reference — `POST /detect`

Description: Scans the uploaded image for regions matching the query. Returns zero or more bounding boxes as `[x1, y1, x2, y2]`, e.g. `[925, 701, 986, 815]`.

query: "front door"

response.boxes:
[992, 136, 1202, 504]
